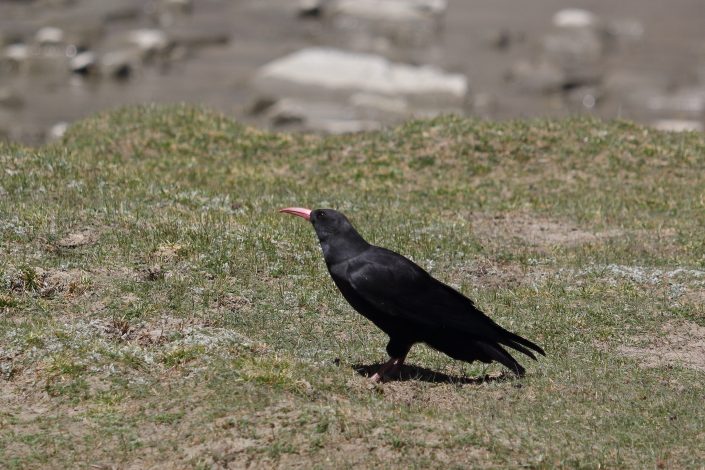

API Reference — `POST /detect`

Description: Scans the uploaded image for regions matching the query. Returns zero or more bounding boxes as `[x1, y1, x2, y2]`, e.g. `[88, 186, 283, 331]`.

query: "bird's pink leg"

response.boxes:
[370, 353, 408, 383]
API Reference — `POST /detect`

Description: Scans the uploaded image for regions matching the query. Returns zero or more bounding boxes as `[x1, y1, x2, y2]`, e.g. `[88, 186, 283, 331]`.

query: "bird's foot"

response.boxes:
[369, 356, 406, 383]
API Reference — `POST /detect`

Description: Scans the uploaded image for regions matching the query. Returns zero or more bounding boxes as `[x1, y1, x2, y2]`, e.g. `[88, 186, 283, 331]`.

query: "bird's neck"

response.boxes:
[319, 230, 370, 265]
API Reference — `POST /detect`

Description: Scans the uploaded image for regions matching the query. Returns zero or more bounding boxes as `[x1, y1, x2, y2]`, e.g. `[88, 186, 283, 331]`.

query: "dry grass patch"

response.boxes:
[618, 320, 705, 371]
[470, 211, 623, 249]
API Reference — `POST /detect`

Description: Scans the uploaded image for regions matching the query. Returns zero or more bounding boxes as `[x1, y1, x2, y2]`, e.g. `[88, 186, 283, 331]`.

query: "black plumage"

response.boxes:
[280, 207, 545, 382]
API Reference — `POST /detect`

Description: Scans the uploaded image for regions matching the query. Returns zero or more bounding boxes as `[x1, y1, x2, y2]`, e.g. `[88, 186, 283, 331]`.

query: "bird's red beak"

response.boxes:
[279, 207, 312, 221]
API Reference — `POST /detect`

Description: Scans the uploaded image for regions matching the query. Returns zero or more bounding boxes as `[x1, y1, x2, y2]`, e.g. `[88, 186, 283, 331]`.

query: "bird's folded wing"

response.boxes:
[346, 252, 502, 338]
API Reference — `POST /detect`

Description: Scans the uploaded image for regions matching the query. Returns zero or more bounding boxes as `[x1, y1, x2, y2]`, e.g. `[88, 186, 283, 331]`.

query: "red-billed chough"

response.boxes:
[280, 207, 545, 382]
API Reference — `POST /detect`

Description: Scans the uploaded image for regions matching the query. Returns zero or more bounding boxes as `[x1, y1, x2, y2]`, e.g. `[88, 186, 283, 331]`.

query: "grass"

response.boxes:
[1, 104, 705, 468]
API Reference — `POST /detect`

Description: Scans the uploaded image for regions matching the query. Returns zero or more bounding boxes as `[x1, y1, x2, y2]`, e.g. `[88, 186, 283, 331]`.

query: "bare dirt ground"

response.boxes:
[618, 321, 705, 371]
[470, 211, 624, 247]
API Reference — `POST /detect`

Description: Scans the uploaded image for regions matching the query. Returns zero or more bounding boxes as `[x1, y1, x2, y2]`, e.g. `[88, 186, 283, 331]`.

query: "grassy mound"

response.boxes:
[2, 105, 704, 468]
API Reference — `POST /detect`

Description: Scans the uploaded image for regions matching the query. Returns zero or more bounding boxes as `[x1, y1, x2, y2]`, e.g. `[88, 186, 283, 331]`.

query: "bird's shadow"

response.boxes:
[352, 363, 515, 385]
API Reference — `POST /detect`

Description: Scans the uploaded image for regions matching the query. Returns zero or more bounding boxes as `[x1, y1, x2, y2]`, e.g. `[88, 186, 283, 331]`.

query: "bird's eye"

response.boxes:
[319, 211, 325, 218]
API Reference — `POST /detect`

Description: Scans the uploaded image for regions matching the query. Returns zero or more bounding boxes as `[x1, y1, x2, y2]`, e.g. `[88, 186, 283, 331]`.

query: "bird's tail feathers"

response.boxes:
[477, 342, 525, 376]
[501, 330, 545, 357]
[500, 338, 538, 361]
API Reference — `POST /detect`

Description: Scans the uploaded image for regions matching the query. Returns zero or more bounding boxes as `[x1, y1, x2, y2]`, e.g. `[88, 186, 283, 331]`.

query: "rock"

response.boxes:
[69, 51, 98, 75]
[510, 59, 565, 93]
[254, 47, 467, 112]
[327, 0, 446, 49]
[254, 48, 466, 133]
[552, 9, 600, 29]
[126, 29, 171, 58]
[48, 122, 69, 140]
[2, 43, 30, 70]
[540, 9, 609, 87]
[70, 51, 97, 74]
[542, 27, 604, 85]
[35, 26, 65, 46]
[652, 119, 704, 133]
[100, 48, 141, 79]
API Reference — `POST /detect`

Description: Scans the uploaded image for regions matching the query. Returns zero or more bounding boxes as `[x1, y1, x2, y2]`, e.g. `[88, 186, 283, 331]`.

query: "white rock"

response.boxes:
[49, 122, 69, 140]
[70, 51, 96, 74]
[552, 9, 599, 29]
[35, 26, 65, 46]
[127, 29, 169, 55]
[652, 119, 703, 133]
[255, 47, 467, 111]
[3, 43, 30, 63]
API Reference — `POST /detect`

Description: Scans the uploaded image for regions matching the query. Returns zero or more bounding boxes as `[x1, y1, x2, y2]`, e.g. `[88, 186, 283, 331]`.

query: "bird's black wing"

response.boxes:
[345, 247, 544, 357]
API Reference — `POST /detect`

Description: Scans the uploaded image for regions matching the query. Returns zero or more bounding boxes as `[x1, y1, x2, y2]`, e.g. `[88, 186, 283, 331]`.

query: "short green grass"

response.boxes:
[2, 105, 704, 468]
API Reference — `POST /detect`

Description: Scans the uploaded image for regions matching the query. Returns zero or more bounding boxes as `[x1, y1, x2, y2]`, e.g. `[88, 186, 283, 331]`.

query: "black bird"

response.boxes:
[280, 207, 545, 382]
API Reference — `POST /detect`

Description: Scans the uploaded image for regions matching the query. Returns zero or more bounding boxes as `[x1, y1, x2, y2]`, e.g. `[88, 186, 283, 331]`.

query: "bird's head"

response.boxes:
[279, 207, 352, 239]
[279, 207, 368, 261]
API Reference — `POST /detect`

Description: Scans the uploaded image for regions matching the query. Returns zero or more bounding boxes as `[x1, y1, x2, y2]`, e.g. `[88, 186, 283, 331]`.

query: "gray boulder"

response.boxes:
[253, 47, 467, 133]
[255, 47, 467, 112]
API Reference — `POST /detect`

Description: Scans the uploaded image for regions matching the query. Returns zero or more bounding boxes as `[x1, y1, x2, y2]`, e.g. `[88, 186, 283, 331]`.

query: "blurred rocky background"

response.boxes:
[1, 0, 704, 144]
